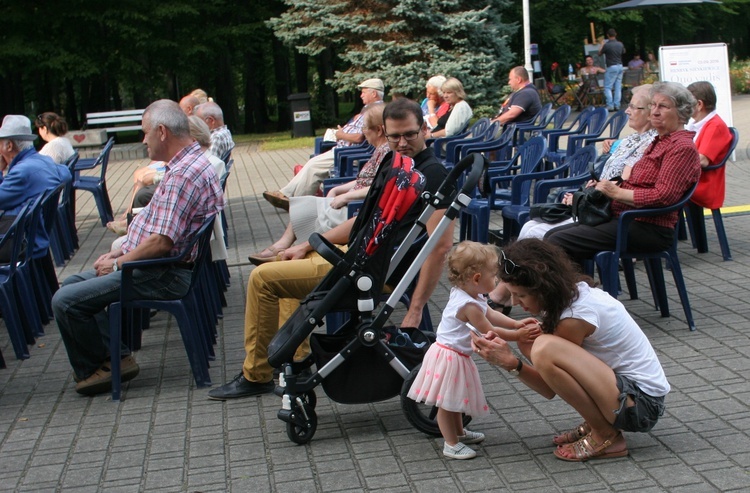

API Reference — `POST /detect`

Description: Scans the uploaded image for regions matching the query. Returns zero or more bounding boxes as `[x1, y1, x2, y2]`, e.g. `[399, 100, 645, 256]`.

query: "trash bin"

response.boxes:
[288, 93, 314, 138]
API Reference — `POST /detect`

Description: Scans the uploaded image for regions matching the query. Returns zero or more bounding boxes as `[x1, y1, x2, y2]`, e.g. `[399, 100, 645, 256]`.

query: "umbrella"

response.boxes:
[601, 0, 722, 44]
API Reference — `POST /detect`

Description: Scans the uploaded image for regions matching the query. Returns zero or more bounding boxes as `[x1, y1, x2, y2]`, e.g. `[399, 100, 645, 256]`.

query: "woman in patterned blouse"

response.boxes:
[248, 103, 389, 265]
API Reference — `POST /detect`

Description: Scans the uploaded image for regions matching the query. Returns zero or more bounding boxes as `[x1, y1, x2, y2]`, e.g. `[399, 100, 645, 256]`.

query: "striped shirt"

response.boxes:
[122, 142, 224, 261]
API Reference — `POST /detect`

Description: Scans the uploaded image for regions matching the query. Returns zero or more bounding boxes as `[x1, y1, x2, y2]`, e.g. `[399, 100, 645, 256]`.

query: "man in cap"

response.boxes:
[0, 115, 71, 261]
[263, 78, 385, 211]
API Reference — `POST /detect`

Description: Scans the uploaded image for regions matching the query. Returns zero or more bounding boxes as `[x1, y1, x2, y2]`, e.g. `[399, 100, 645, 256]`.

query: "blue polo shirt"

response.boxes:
[1, 147, 72, 257]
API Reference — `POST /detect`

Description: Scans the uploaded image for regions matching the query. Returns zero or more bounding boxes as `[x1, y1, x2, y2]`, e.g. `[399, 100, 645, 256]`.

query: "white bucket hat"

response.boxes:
[0, 115, 36, 140]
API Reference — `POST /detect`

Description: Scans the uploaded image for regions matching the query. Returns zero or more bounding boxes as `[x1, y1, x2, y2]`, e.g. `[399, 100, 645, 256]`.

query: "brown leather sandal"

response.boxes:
[247, 245, 285, 266]
[552, 422, 591, 445]
[554, 432, 629, 462]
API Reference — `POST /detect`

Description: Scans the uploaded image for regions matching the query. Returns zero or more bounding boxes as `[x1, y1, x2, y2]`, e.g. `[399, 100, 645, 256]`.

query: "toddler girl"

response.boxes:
[407, 241, 541, 459]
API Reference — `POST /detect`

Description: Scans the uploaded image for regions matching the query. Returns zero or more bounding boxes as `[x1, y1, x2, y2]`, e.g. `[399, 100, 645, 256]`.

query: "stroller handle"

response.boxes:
[435, 153, 489, 206]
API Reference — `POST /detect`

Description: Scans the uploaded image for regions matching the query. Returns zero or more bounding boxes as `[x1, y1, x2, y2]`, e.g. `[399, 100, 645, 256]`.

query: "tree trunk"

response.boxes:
[317, 48, 337, 126]
[65, 79, 80, 129]
[244, 50, 271, 133]
[214, 52, 239, 132]
[272, 37, 291, 131]
[294, 51, 309, 93]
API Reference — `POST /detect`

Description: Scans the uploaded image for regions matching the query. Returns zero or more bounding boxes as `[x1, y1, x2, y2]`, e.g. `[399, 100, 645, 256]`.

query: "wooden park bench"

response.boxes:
[84, 109, 145, 135]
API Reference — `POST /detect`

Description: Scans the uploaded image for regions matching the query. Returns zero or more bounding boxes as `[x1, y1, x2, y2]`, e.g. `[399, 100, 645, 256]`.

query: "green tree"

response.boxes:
[269, 0, 517, 113]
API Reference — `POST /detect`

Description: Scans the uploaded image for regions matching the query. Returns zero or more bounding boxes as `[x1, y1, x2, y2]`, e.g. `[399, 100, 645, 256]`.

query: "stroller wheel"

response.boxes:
[400, 365, 471, 436]
[286, 404, 317, 445]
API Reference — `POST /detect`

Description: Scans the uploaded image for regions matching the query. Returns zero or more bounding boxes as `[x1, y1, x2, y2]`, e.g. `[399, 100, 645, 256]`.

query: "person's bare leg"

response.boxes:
[530, 334, 626, 457]
[437, 408, 460, 445]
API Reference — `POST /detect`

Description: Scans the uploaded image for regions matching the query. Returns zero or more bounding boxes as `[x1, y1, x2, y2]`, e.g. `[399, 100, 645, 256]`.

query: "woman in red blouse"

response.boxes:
[545, 82, 701, 264]
[686, 81, 733, 210]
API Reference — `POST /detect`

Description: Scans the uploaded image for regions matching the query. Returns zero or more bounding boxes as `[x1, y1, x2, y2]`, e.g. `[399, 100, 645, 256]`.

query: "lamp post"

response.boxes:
[523, 0, 532, 73]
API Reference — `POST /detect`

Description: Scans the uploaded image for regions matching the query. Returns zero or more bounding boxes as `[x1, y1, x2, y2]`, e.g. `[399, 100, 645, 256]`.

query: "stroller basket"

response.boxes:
[270, 153, 488, 444]
[311, 327, 429, 404]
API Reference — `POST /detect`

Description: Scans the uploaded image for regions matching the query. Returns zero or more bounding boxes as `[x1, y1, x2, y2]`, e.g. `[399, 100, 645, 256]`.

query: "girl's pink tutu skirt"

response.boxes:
[407, 343, 489, 417]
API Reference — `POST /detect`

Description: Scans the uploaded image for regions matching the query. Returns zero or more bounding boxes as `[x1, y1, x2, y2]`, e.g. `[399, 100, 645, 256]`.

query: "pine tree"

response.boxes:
[269, 0, 517, 110]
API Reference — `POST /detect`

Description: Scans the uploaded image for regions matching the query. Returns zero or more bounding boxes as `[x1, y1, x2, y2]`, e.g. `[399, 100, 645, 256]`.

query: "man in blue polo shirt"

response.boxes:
[491, 66, 542, 125]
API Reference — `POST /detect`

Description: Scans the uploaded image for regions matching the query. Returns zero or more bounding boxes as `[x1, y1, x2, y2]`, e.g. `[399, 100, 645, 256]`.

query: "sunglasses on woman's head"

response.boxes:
[501, 250, 519, 275]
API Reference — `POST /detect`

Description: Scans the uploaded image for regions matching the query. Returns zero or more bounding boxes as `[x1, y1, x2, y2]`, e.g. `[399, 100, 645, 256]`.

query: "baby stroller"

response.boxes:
[267, 153, 488, 444]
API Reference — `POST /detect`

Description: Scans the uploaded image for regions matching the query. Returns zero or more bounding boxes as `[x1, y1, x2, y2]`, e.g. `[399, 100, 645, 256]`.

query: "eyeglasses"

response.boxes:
[385, 130, 421, 143]
[627, 104, 645, 111]
[648, 102, 674, 111]
[501, 250, 520, 275]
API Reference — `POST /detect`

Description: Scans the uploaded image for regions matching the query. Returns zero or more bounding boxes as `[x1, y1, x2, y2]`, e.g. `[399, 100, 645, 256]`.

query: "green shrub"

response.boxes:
[730, 59, 750, 94]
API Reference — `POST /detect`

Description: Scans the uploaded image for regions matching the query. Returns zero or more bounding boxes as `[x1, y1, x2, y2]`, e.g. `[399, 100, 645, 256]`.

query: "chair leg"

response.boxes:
[109, 302, 123, 401]
[667, 254, 696, 331]
[0, 288, 30, 359]
[686, 202, 708, 253]
[677, 208, 688, 242]
[711, 209, 732, 261]
[622, 258, 639, 301]
[595, 252, 619, 298]
[645, 258, 669, 318]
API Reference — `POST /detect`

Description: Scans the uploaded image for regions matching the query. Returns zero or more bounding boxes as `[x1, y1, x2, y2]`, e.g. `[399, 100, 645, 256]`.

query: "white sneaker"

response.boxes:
[459, 429, 485, 444]
[443, 441, 477, 460]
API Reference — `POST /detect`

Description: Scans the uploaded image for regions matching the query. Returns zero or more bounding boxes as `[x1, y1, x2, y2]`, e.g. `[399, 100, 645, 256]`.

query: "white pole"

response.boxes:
[523, 0, 532, 73]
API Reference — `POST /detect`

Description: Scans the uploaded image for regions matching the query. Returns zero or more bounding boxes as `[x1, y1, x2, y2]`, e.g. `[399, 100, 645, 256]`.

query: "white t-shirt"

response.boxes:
[436, 287, 487, 355]
[561, 282, 670, 397]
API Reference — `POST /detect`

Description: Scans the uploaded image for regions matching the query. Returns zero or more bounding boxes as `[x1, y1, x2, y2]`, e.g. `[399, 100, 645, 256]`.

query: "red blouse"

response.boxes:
[611, 130, 701, 229]
[690, 114, 733, 209]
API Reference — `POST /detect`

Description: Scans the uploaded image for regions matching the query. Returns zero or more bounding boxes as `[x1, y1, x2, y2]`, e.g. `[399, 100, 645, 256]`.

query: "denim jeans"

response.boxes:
[604, 64, 624, 109]
[52, 266, 191, 380]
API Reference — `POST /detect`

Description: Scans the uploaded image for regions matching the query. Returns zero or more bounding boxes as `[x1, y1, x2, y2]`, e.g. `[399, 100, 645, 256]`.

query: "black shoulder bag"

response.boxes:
[571, 163, 622, 227]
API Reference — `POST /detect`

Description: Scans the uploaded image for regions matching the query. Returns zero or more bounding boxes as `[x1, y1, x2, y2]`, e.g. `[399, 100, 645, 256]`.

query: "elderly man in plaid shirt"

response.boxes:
[194, 101, 235, 160]
[262, 78, 385, 210]
[52, 99, 224, 396]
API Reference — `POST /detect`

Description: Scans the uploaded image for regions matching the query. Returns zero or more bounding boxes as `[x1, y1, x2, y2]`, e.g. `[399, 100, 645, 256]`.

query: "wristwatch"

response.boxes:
[508, 358, 523, 376]
[112, 259, 119, 272]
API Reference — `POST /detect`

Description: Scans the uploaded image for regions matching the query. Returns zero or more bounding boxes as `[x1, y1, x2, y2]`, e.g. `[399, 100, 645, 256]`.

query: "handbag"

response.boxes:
[571, 187, 612, 226]
[529, 203, 572, 224]
[570, 163, 622, 227]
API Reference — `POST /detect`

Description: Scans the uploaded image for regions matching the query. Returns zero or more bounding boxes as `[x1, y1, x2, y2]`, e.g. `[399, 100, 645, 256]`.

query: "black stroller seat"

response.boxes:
[268, 153, 488, 444]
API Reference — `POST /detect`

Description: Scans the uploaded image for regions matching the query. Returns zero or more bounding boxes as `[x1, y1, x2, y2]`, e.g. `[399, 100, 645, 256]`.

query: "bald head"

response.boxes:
[179, 95, 201, 116]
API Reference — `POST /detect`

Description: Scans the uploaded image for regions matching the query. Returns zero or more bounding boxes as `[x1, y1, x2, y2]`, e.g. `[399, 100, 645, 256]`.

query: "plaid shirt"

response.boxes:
[122, 142, 224, 261]
[336, 101, 382, 147]
[209, 125, 235, 159]
[612, 130, 700, 229]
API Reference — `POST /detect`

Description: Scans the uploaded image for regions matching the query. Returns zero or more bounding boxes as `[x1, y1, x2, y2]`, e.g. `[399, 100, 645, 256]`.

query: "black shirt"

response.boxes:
[349, 146, 448, 289]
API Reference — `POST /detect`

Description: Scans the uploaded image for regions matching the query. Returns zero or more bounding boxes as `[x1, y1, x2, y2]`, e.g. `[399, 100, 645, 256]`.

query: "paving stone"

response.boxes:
[2, 100, 750, 492]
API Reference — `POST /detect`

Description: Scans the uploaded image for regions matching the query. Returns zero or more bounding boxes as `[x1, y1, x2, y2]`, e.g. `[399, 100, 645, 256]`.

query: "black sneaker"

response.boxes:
[207, 373, 274, 401]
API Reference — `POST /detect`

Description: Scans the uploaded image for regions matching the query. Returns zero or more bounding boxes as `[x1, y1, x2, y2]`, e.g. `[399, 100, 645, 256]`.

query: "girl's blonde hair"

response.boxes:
[447, 241, 498, 286]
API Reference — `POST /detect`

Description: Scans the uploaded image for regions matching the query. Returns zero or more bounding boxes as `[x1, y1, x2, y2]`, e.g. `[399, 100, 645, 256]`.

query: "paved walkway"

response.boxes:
[1, 96, 750, 492]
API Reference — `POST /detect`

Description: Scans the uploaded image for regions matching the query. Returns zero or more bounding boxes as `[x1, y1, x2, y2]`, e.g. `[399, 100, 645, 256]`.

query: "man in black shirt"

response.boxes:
[492, 66, 542, 124]
[599, 28, 626, 111]
[208, 99, 453, 400]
